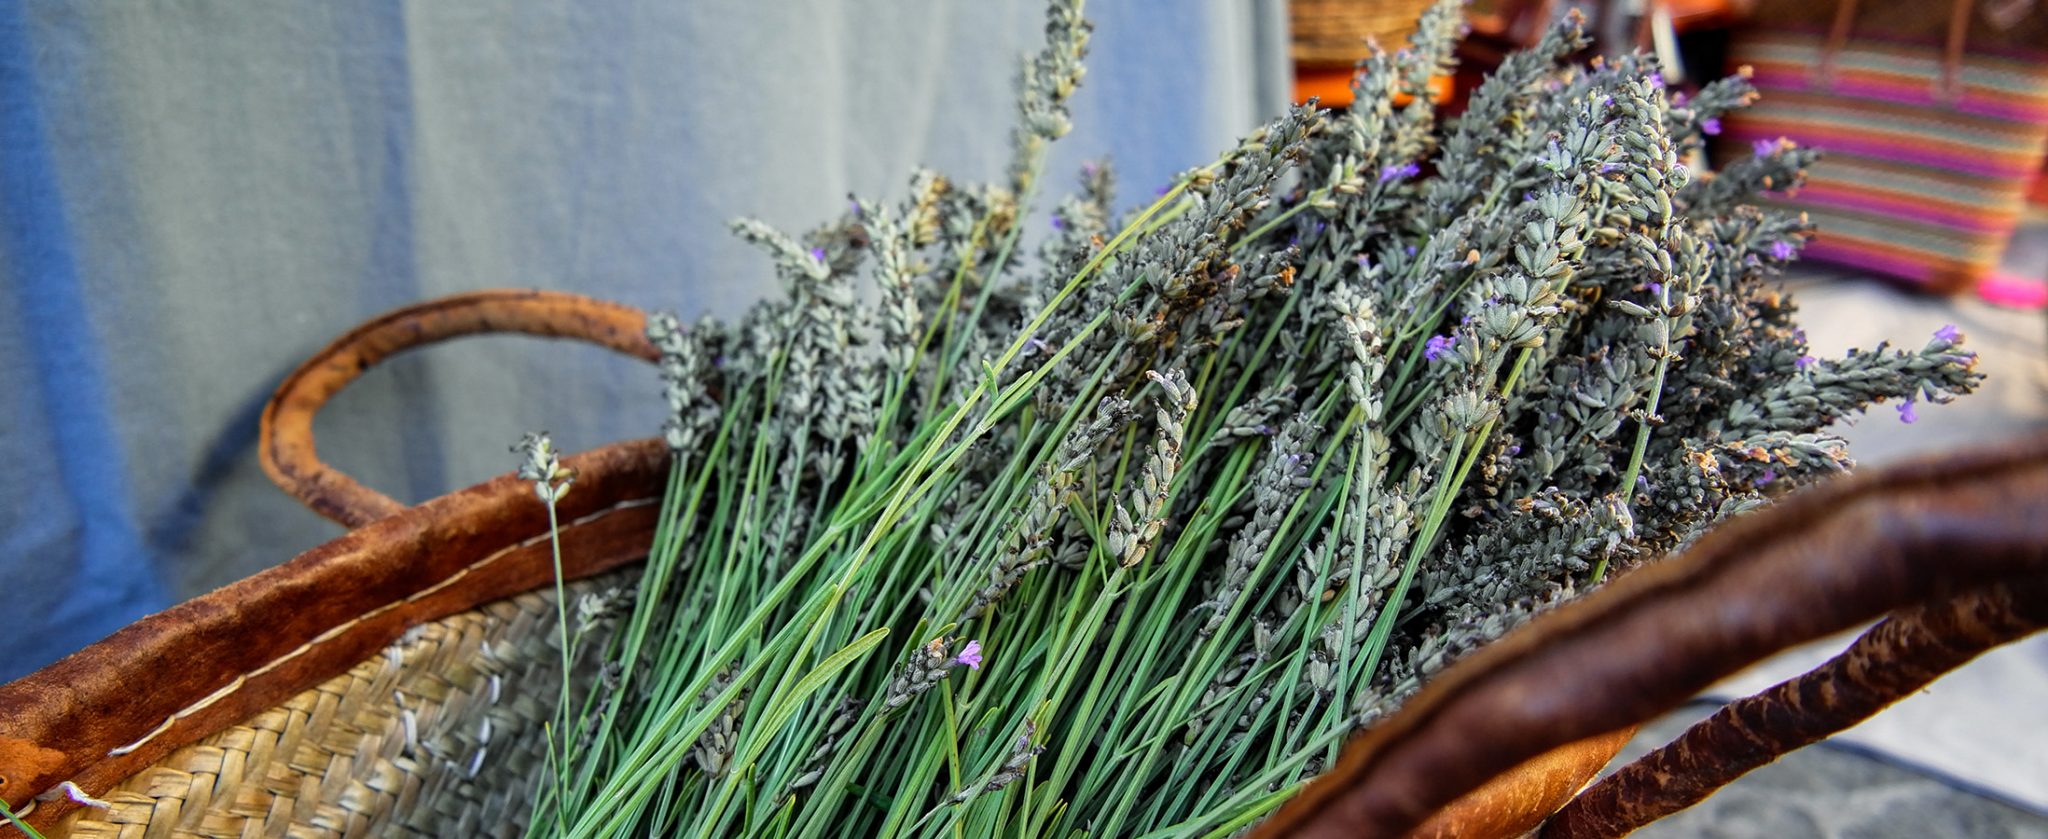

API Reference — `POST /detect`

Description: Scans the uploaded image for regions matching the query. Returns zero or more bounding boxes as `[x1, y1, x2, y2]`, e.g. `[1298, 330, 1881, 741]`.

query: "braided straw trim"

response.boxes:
[56, 571, 633, 839]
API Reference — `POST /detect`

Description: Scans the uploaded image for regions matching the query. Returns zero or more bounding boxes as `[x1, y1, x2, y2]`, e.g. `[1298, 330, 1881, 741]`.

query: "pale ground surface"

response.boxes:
[1626, 210, 2048, 837]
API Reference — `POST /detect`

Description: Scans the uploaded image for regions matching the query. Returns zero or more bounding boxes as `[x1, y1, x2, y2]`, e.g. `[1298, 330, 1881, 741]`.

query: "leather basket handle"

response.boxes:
[259, 289, 659, 528]
[1253, 431, 2048, 838]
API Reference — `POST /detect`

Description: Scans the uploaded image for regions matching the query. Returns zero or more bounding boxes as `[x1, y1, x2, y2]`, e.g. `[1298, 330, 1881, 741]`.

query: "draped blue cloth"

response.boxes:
[0, 1, 1286, 680]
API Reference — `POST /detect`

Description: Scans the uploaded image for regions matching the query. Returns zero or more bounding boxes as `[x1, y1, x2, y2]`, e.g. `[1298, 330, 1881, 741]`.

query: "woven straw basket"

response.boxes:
[1290, 0, 1441, 67]
[5, 290, 2046, 839]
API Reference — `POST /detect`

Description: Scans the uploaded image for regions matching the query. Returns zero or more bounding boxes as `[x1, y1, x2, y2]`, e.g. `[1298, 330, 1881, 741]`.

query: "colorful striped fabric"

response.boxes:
[1724, 32, 2048, 293]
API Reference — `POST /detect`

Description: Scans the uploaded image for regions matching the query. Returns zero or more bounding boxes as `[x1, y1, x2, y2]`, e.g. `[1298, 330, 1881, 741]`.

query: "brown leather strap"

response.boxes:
[1816, 0, 1863, 86]
[259, 289, 659, 527]
[1815, 0, 1975, 101]
[1943, 0, 1973, 101]
[1544, 576, 2048, 838]
[1250, 431, 2048, 838]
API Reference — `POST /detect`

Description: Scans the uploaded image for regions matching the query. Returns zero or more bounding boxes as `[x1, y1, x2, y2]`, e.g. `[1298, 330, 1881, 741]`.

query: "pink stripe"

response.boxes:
[1801, 239, 1937, 284]
[1792, 184, 2016, 234]
[1726, 124, 2037, 178]
[1748, 69, 2048, 123]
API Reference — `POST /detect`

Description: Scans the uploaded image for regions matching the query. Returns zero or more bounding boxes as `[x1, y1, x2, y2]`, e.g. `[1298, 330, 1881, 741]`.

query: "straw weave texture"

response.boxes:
[56, 571, 633, 839]
[1289, 0, 1438, 66]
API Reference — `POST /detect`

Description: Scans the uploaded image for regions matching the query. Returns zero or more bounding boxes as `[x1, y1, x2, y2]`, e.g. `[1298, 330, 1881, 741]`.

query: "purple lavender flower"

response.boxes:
[1506, 445, 1521, 456]
[1647, 71, 1665, 88]
[1754, 469, 1776, 487]
[1646, 281, 1664, 296]
[810, 247, 827, 262]
[1405, 245, 1417, 256]
[1424, 334, 1457, 362]
[1934, 324, 1961, 343]
[1700, 117, 1722, 136]
[1896, 400, 1918, 424]
[1378, 161, 1420, 183]
[954, 640, 983, 670]
[1050, 214, 1066, 231]
[1753, 138, 1778, 158]
[1770, 241, 1796, 260]
[1672, 91, 1690, 107]
[1796, 354, 1816, 370]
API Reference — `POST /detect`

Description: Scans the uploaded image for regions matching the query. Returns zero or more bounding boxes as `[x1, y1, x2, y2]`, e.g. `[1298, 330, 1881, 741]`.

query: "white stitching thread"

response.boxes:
[105, 495, 655, 758]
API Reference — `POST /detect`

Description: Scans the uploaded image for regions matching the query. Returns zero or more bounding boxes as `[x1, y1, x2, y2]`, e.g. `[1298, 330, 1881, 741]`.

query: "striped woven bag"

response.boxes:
[1721, 0, 2048, 293]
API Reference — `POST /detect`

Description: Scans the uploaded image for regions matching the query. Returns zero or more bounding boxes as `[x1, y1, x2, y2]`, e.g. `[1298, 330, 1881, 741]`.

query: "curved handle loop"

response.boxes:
[259, 289, 659, 528]
[1816, 0, 1975, 100]
[1252, 431, 2048, 839]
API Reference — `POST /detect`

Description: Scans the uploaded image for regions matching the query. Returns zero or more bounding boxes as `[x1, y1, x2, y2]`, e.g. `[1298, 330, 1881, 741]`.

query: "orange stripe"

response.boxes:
[1806, 225, 2001, 268]
[1730, 116, 2045, 172]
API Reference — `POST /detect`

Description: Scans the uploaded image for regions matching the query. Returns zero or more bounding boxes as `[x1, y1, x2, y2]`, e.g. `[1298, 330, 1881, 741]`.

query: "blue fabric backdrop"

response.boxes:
[0, 1, 1287, 681]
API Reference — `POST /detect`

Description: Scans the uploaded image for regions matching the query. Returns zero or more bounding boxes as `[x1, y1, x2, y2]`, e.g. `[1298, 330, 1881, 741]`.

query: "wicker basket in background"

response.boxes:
[1290, 0, 1441, 66]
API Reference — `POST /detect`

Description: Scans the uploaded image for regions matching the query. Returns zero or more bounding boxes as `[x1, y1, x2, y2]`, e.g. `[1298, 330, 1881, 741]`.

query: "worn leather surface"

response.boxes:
[1547, 576, 2048, 838]
[1252, 431, 2048, 839]
[1407, 728, 1636, 839]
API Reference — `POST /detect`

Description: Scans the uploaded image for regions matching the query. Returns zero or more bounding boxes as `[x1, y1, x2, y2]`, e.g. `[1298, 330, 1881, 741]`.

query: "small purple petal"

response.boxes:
[1672, 91, 1690, 107]
[1378, 162, 1421, 183]
[1753, 138, 1778, 158]
[1933, 324, 1960, 343]
[1050, 214, 1066, 231]
[1770, 241, 1796, 261]
[810, 247, 827, 262]
[1646, 281, 1664, 296]
[1424, 334, 1458, 362]
[1754, 468, 1777, 487]
[1897, 401, 1918, 424]
[1700, 117, 1722, 136]
[1648, 71, 1665, 89]
[1506, 445, 1522, 456]
[1795, 354, 1816, 370]
[1405, 245, 1417, 256]
[955, 640, 983, 670]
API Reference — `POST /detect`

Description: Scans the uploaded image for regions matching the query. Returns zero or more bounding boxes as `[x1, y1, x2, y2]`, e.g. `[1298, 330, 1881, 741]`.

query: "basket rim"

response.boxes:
[0, 438, 669, 832]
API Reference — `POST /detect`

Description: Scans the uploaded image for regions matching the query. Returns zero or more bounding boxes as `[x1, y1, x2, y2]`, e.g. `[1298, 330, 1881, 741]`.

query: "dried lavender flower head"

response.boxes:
[557, 2, 1986, 836]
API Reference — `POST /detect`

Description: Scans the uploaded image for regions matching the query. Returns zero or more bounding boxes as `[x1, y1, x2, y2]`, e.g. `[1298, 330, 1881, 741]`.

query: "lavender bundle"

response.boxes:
[530, 3, 1982, 836]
